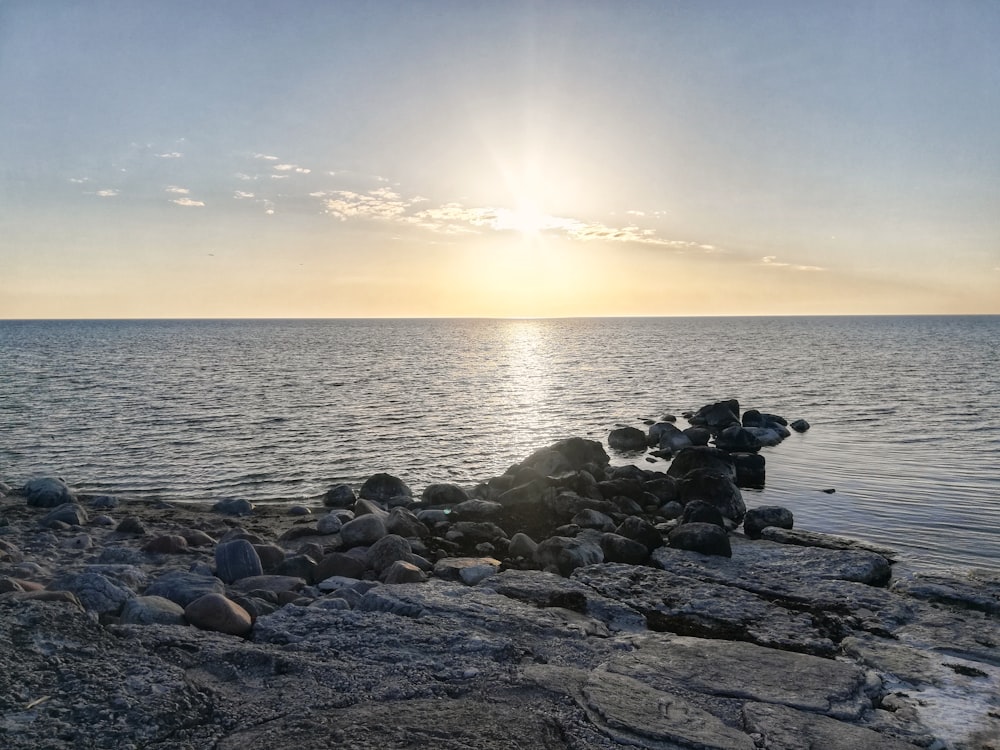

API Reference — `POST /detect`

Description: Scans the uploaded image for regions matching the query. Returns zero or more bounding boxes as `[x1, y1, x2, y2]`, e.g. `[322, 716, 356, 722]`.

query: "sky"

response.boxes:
[2, 0, 999, 318]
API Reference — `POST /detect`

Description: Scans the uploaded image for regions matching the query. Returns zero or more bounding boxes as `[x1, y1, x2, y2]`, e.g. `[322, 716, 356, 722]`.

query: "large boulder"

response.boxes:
[214, 539, 264, 584]
[360, 473, 412, 504]
[689, 400, 741, 431]
[668, 522, 732, 557]
[421, 483, 469, 506]
[676, 468, 746, 524]
[22, 477, 76, 508]
[666, 447, 736, 481]
[323, 484, 357, 508]
[656, 423, 694, 453]
[608, 426, 648, 452]
[340, 514, 388, 548]
[534, 536, 603, 576]
[744, 506, 794, 539]
[714, 425, 762, 453]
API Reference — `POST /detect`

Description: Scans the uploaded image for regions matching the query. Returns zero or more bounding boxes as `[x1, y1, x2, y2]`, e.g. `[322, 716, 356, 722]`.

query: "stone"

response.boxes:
[691, 399, 741, 430]
[184, 593, 252, 636]
[677, 468, 746, 523]
[316, 512, 343, 534]
[47, 570, 134, 614]
[254, 543, 286, 572]
[40, 502, 88, 527]
[353, 497, 389, 519]
[212, 498, 254, 516]
[323, 483, 357, 507]
[0, 539, 23, 563]
[359, 473, 412, 504]
[790, 418, 811, 433]
[714, 424, 762, 452]
[287, 505, 312, 516]
[641, 476, 678, 504]
[22, 477, 76, 508]
[120, 595, 186, 626]
[741, 701, 920, 750]
[534, 536, 603, 576]
[507, 532, 537, 559]
[614, 516, 664, 551]
[669, 522, 732, 557]
[420, 482, 469, 506]
[760, 527, 898, 562]
[450, 498, 503, 520]
[382, 560, 428, 584]
[180, 529, 216, 547]
[658, 423, 695, 453]
[433, 557, 501, 585]
[571, 508, 616, 532]
[275, 554, 317, 582]
[680, 499, 727, 528]
[230, 575, 306, 595]
[607, 426, 647, 452]
[115, 515, 146, 535]
[144, 570, 225, 607]
[744, 505, 794, 539]
[599, 533, 649, 565]
[141, 534, 189, 554]
[732, 451, 766, 488]
[214, 539, 264, 584]
[384, 506, 428, 538]
[340, 513, 387, 548]
[65, 534, 93, 550]
[367, 534, 413, 576]
[666, 446, 736, 480]
[315, 552, 367, 581]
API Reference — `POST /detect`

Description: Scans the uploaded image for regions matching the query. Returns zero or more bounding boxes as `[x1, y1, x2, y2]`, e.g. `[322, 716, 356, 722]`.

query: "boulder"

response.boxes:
[683, 426, 713, 446]
[143, 570, 225, 607]
[571, 508, 616, 532]
[46, 570, 134, 614]
[732, 452, 766, 488]
[22, 477, 76, 508]
[744, 505, 794, 539]
[654, 422, 694, 453]
[433, 557, 502, 585]
[420, 483, 469, 506]
[212, 498, 254, 516]
[323, 483, 356, 507]
[690, 400, 741, 430]
[507, 532, 538, 559]
[385, 506, 429, 538]
[316, 513, 343, 534]
[681, 500, 726, 528]
[360, 473, 412, 504]
[714, 425, 762, 453]
[340, 513, 388, 548]
[184, 593, 252, 636]
[599, 533, 650, 565]
[214, 539, 264, 584]
[40, 502, 88, 527]
[450, 499, 503, 521]
[790, 419, 811, 433]
[382, 561, 428, 584]
[367, 534, 413, 576]
[314, 552, 367, 582]
[120, 595, 186, 626]
[666, 446, 736, 480]
[668, 523, 732, 557]
[534, 536, 603, 576]
[608, 426, 647, 452]
[676, 468, 746, 523]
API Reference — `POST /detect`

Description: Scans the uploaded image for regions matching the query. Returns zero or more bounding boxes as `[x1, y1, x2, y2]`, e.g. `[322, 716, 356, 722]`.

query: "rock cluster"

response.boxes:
[0, 401, 997, 749]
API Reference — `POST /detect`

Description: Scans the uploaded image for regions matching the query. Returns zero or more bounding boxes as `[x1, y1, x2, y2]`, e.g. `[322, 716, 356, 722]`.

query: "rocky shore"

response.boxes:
[1, 400, 998, 749]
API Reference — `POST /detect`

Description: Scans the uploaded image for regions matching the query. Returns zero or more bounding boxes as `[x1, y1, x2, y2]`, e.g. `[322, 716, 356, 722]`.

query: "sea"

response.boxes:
[2, 316, 998, 575]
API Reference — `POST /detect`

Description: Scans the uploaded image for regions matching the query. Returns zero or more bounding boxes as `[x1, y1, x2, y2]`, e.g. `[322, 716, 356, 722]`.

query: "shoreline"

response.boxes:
[2, 421, 999, 748]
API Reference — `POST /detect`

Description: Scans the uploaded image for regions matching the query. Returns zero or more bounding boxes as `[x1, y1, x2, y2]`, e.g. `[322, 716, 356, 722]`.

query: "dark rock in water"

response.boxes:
[690, 400, 741, 430]
[340, 513, 388, 548]
[668, 522, 732, 557]
[184, 593, 252, 636]
[214, 539, 264, 584]
[213, 498, 254, 516]
[683, 426, 712, 446]
[676, 468, 746, 523]
[323, 483, 356, 507]
[143, 570, 225, 607]
[744, 506, 794, 539]
[744, 427, 784, 446]
[681, 500, 726, 528]
[421, 482, 469, 506]
[516, 447, 573, 476]
[40, 502, 88, 528]
[360, 473, 412, 503]
[539, 436, 610, 471]
[742, 409, 765, 428]
[732, 452, 766, 488]
[666, 446, 736, 480]
[608, 426, 647, 452]
[790, 418, 811, 433]
[656, 423, 694, 453]
[642, 477, 678, 504]
[714, 425, 762, 453]
[534, 536, 603, 576]
[600, 533, 650, 565]
[22, 477, 76, 508]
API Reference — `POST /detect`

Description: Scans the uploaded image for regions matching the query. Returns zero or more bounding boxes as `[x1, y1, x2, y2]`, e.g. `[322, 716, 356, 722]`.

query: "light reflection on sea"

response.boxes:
[1, 315, 997, 574]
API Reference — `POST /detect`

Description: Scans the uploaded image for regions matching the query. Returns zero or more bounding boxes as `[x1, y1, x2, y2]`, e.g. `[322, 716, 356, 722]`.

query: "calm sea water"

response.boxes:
[1, 316, 998, 574]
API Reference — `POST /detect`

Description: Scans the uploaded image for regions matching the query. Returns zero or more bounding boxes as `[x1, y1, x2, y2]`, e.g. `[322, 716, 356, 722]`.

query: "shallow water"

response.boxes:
[2, 316, 998, 573]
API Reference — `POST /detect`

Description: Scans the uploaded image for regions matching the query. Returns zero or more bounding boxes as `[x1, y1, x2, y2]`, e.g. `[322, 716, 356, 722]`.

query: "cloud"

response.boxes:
[95, 189, 119, 197]
[274, 163, 311, 174]
[234, 191, 255, 199]
[170, 197, 205, 207]
[156, 152, 183, 159]
[761, 256, 825, 271]
[626, 210, 646, 217]
[235, 172, 256, 181]
[324, 189, 410, 221]
[68, 177, 89, 184]
[165, 186, 190, 194]
[254, 153, 279, 161]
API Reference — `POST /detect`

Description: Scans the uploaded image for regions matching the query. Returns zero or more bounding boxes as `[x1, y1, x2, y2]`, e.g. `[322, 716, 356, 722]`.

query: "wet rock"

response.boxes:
[680, 499, 727, 528]
[213, 498, 254, 516]
[654, 422, 694, 453]
[760, 527, 898, 562]
[316, 512, 343, 534]
[420, 482, 469, 506]
[599, 533, 649, 565]
[608, 426, 647, 452]
[214, 539, 264, 584]
[340, 513, 388, 548]
[714, 424, 762, 453]
[360, 473, 412, 504]
[676, 468, 746, 523]
[790, 418, 811, 433]
[534, 535, 603, 576]
[742, 701, 919, 750]
[22, 477, 76, 508]
[323, 483, 357, 507]
[40, 502, 88, 527]
[450, 498, 503, 520]
[690, 399, 741, 430]
[666, 446, 736, 480]
[120, 595, 186, 625]
[668, 522, 732, 557]
[744, 505, 794, 539]
[732, 451, 766, 488]
[184, 593, 252, 636]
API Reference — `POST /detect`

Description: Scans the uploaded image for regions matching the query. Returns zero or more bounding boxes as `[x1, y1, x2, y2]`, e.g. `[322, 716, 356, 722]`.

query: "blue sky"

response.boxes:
[2, 0, 999, 317]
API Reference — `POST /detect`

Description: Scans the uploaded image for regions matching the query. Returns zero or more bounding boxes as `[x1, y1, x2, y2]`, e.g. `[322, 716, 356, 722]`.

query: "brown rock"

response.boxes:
[383, 560, 428, 584]
[184, 593, 252, 636]
[142, 535, 189, 554]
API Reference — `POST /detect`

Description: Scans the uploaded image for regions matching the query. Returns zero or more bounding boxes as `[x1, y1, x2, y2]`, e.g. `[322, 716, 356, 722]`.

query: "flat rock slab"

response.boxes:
[605, 634, 874, 721]
[742, 701, 921, 750]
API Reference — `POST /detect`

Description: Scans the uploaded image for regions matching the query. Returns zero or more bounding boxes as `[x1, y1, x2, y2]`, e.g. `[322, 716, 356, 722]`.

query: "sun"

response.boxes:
[498, 199, 551, 238]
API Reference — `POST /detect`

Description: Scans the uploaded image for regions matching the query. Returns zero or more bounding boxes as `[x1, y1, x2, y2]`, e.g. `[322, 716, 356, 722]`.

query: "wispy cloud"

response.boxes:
[274, 163, 311, 174]
[761, 256, 825, 271]
[253, 153, 279, 161]
[234, 191, 255, 199]
[165, 186, 190, 195]
[95, 189, 119, 197]
[170, 197, 205, 207]
[68, 177, 89, 184]
[156, 152, 183, 159]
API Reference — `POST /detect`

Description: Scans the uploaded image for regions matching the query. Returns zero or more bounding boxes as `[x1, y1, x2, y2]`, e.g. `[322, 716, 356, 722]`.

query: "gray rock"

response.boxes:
[230, 575, 306, 595]
[360, 473, 412, 503]
[599, 533, 650, 565]
[677, 468, 746, 523]
[420, 482, 469, 506]
[40, 502, 88, 527]
[534, 535, 603, 576]
[213, 498, 254, 516]
[450, 498, 503, 520]
[732, 451, 766, 488]
[316, 512, 343, 534]
[507, 532, 537, 559]
[47, 570, 134, 614]
[22, 477, 76, 508]
[340, 513, 387, 548]
[314, 552, 367, 581]
[144, 570, 225, 607]
[115, 515, 146, 535]
[572, 508, 616, 532]
[790, 418, 811, 433]
[742, 701, 920, 750]
[367, 534, 412, 576]
[323, 483, 356, 507]
[608, 426, 647, 452]
[669, 522, 732, 557]
[680, 499, 727, 528]
[744, 505, 794, 539]
[120, 595, 186, 625]
[214, 539, 264, 584]
[761, 527, 898, 561]
[433, 557, 501, 585]
[666, 446, 736, 480]
[714, 424, 762, 452]
[385, 506, 428, 538]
